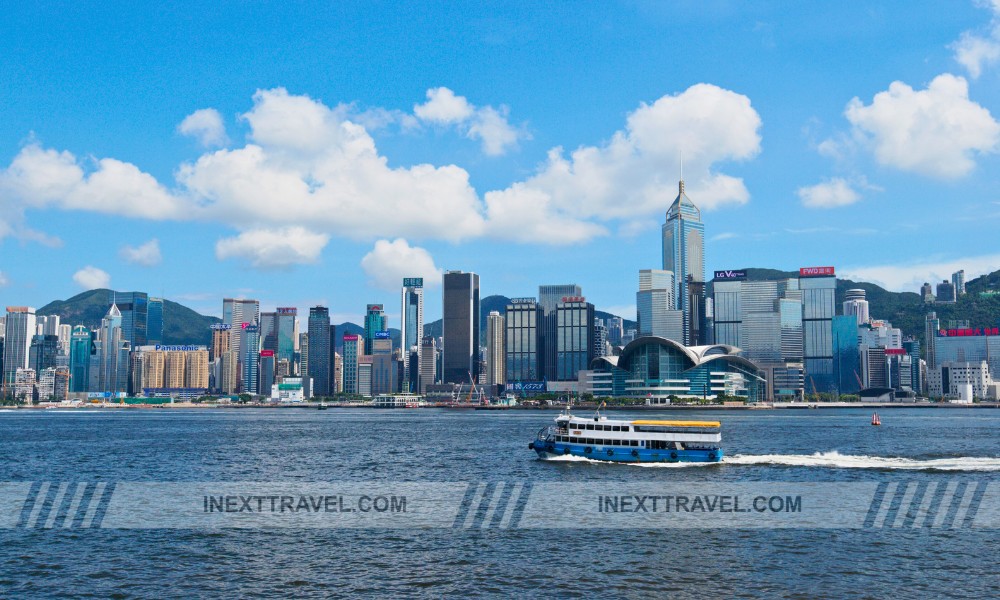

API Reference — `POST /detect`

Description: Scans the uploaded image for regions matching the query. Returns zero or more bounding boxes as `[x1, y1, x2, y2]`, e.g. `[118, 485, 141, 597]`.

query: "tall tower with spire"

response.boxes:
[661, 177, 705, 345]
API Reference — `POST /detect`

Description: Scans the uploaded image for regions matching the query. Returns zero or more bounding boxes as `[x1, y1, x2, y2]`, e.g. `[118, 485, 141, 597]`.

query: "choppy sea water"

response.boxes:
[1, 407, 999, 598]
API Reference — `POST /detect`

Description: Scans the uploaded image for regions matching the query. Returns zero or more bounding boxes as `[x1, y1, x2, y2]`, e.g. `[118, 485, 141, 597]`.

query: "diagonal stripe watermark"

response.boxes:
[0, 481, 997, 529]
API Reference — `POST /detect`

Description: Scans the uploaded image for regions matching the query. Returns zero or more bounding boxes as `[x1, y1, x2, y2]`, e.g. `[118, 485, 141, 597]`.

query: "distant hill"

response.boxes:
[37, 289, 220, 346]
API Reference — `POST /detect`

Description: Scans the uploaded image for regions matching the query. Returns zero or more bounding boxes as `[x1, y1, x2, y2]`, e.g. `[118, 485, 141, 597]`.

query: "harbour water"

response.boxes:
[1, 407, 999, 597]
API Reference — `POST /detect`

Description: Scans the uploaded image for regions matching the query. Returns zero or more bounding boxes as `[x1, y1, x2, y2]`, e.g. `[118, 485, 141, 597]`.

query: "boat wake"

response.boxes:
[724, 451, 1000, 471]
[539, 455, 716, 468]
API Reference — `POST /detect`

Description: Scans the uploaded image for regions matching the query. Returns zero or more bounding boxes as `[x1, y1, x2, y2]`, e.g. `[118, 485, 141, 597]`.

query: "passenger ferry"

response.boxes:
[528, 406, 723, 463]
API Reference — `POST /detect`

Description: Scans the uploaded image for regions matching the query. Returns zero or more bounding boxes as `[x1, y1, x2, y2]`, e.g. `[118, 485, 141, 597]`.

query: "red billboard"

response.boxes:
[260, 350, 275, 357]
[938, 327, 1000, 337]
[883, 348, 907, 355]
[561, 296, 586, 303]
[799, 266, 835, 277]
[343, 334, 360, 341]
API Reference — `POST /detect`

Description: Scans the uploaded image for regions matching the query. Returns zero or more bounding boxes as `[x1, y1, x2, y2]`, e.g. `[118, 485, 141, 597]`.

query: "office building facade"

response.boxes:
[3, 306, 36, 387]
[505, 298, 543, 383]
[442, 271, 480, 384]
[307, 306, 332, 396]
[485, 311, 505, 387]
[662, 179, 705, 345]
[364, 304, 387, 355]
[799, 267, 837, 393]
[555, 298, 595, 381]
[539, 284, 581, 380]
[342, 334, 361, 394]
[401, 278, 424, 392]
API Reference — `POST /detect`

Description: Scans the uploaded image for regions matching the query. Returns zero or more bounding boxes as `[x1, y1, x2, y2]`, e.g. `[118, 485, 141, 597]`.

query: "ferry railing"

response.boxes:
[536, 426, 556, 441]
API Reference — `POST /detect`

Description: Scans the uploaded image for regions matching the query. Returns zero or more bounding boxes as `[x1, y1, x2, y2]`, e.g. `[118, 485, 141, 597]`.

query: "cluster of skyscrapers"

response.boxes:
[3, 179, 998, 404]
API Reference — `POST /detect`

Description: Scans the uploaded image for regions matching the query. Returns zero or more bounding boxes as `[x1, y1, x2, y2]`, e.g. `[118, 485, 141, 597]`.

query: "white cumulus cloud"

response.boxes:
[215, 227, 330, 269]
[0, 144, 189, 219]
[360, 238, 443, 291]
[484, 83, 762, 242]
[119, 239, 162, 267]
[177, 108, 229, 147]
[951, 1, 1000, 78]
[73, 266, 110, 290]
[842, 254, 1000, 292]
[844, 74, 1000, 178]
[797, 178, 861, 208]
[414, 87, 526, 156]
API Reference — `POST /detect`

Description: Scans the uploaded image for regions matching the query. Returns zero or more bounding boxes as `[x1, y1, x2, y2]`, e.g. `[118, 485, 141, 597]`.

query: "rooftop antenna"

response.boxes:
[679, 151, 685, 195]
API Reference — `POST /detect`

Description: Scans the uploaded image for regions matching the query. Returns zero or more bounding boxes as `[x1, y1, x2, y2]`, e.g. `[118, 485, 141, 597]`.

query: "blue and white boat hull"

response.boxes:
[529, 441, 722, 463]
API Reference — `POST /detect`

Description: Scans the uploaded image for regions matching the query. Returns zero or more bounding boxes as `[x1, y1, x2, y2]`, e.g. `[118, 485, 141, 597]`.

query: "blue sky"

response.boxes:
[2, 1, 1000, 324]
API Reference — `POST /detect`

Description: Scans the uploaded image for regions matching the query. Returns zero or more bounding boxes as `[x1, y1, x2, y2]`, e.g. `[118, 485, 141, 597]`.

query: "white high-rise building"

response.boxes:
[842, 289, 870, 326]
[636, 269, 683, 342]
[401, 278, 425, 392]
[485, 311, 505, 387]
[3, 306, 36, 387]
[222, 298, 260, 388]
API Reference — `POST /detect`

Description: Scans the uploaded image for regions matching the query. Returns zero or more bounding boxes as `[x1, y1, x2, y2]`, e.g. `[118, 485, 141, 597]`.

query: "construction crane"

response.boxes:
[854, 370, 864, 390]
[468, 371, 486, 405]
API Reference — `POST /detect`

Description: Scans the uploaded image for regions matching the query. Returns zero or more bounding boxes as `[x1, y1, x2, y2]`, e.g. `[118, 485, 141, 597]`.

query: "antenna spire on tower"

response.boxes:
[678, 151, 685, 195]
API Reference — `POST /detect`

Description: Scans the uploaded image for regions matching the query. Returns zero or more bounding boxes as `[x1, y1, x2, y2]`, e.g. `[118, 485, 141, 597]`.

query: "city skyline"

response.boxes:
[3, 3, 1000, 322]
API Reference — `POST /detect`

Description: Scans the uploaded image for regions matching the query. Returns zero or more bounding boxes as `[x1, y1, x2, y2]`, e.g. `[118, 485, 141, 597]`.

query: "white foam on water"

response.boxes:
[539, 454, 716, 468]
[724, 451, 1000, 471]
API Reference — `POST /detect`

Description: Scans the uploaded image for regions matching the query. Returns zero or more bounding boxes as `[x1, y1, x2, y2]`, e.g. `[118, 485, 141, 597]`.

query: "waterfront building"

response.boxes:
[343, 334, 361, 394]
[334, 352, 343, 394]
[275, 308, 297, 367]
[662, 179, 705, 345]
[401, 278, 424, 392]
[110, 291, 148, 348]
[364, 304, 387, 355]
[132, 345, 210, 395]
[299, 332, 308, 381]
[146, 297, 164, 345]
[555, 298, 595, 381]
[442, 271, 480, 384]
[99, 304, 130, 394]
[419, 336, 437, 393]
[952, 270, 966, 296]
[485, 311, 505, 387]
[799, 267, 837, 394]
[3, 306, 36, 388]
[69, 325, 93, 392]
[222, 298, 260, 388]
[539, 284, 581, 380]
[259, 351, 275, 395]
[636, 269, 684, 342]
[14, 367, 36, 403]
[936, 361, 991, 402]
[713, 274, 805, 400]
[936, 280, 956, 303]
[358, 356, 373, 397]
[902, 338, 923, 394]
[843, 289, 870, 326]
[504, 298, 542, 384]
[217, 350, 239, 394]
[927, 327, 1000, 396]
[307, 306, 332, 396]
[28, 334, 60, 375]
[581, 337, 764, 403]
[41, 366, 70, 402]
[371, 334, 395, 395]
[209, 324, 230, 362]
[242, 323, 261, 394]
[832, 315, 861, 394]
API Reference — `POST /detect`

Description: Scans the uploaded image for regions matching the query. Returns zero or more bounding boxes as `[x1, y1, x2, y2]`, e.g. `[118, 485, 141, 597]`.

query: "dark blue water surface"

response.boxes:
[1, 407, 998, 598]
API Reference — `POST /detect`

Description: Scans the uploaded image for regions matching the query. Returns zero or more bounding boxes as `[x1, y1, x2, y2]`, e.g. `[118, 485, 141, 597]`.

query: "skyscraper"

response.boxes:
[401, 278, 424, 392]
[370, 334, 394, 394]
[799, 266, 837, 393]
[485, 311, 505, 387]
[307, 306, 332, 396]
[147, 297, 164, 345]
[555, 298, 594, 381]
[661, 179, 705, 345]
[99, 304, 130, 394]
[111, 291, 148, 348]
[242, 323, 260, 394]
[222, 298, 260, 389]
[364, 304, 387, 355]
[343, 334, 361, 394]
[419, 336, 437, 393]
[442, 271, 480, 384]
[952, 270, 966, 296]
[3, 306, 36, 388]
[276, 308, 297, 367]
[539, 284, 581, 381]
[636, 269, 683, 341]
[504, 298, 543, 383]
[843, 289, 870, 326]
[69, 325, 93, 393]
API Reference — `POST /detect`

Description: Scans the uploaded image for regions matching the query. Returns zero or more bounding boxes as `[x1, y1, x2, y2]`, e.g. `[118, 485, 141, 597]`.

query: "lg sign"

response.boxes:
[714, 270, 746, 280]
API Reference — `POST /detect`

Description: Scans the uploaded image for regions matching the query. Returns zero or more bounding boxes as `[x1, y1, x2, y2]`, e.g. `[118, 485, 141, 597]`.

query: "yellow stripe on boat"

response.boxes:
[630, 420, 721, 428]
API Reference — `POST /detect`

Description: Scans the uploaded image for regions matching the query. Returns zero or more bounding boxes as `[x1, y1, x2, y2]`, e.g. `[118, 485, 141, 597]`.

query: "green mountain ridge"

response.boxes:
[36, 289, 221, 346]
